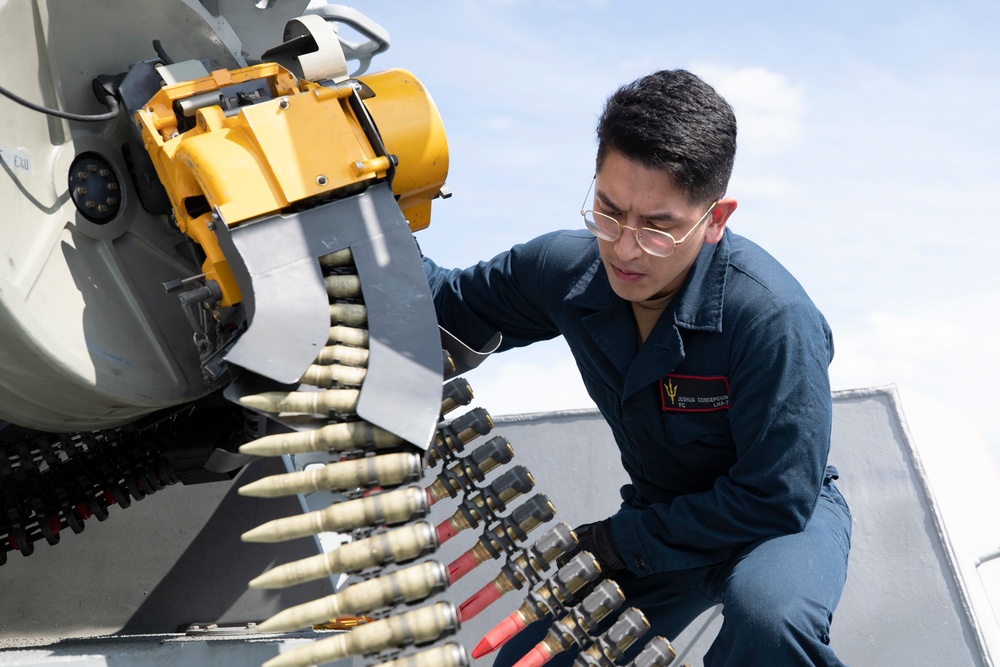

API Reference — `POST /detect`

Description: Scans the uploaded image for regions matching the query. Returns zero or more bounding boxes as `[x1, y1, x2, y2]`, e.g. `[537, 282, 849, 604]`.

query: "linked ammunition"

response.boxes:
[447, 494, 556, 583]
[257, 560, 448, 632]
[626, 636, 676, 667]
[460, 522, 577, 622]
[262, 602, 459, 667]
[318, 248, 354, 268]
[328, 324, 369, 347]
[329, 302, 367, 326]
[241, 485, 429, 543]
[240, 388, 481, 457]
[442, 350, 457, 379]
[426, 436, 515, 504]
[249, 521, 438, 589]
[238, 387, 361, 416]
[238, 452, 423, 498]
[314, 343, 370, 367]
[425, 407, 495, 466]
[514, 580, 625, 667]
[573, 607, 649, 666]
[239, 420, 404, 457]
[325, 273, 362, 299]
[436, 465, 535, 544]
[367, 643, 470, 667]
[299, 362, 367, 387]
[440, 377, 474, 417]
[472, 551, 603, 658]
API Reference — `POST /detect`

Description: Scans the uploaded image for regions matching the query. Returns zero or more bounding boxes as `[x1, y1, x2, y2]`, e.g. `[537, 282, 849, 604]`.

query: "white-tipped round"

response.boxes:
[314, 344, 369, 367]
[238, 453, 422, 498]
[238, 388, 360, 416]
[239, 420, 404, 457]
[262, 602, 458, 667]
[241, 486, 428, 543]
[248, 521, 437, 589]
[325, 274, 362, 298]
[299, 363, 367, 388]
[329, 302, 367, 326]
[328, 325, 369, 347]
[318, 248, 354, 268]
[257, 560, 447, 632]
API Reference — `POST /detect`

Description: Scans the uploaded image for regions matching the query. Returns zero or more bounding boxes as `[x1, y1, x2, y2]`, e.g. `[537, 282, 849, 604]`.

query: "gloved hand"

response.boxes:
[559, 518, 627, 574]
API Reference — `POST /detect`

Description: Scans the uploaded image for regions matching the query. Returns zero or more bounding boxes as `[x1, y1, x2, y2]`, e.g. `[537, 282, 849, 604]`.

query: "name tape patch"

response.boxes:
[661, 374, 730, 412]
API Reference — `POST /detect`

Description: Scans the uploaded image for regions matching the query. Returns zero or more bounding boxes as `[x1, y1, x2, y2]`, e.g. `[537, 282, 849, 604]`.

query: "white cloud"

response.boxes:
[691, 63, 806, 156]
[829, 294, 1000, 472]
[830, 311, 961, 386]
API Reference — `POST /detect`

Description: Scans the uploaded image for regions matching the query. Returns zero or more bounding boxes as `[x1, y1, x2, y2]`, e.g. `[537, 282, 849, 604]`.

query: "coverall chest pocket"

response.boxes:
[661, 409, 732, 448]
[657, 410, 735, 491]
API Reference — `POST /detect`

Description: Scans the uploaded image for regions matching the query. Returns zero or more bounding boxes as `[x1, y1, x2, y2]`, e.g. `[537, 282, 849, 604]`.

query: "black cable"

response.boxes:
[152, 39, 174, 65]
[0, 82, 120, 122]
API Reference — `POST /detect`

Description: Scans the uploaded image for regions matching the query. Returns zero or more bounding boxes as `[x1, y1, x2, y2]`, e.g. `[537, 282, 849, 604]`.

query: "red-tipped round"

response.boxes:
[459, 581, 503, 622]
[447, 550, 481, 583]
[436, 519, 459, 545]
[425, 488, 437, 507]
[471, 613, 528, 658]
[512, 643, 552, 667]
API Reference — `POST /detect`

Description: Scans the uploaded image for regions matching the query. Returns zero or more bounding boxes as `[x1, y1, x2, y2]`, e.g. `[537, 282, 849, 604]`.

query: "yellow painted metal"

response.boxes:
[135, 63, 386, 306]
[135, 63, 449, 307]
[359, 69, 449, 232]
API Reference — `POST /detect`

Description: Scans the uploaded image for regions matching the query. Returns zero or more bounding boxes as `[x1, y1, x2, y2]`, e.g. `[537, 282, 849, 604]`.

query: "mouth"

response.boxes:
[610, 264, 644, 283]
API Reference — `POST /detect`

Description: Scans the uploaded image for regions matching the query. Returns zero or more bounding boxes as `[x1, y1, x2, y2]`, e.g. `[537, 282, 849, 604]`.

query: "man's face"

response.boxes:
[591, 150, 733, 303]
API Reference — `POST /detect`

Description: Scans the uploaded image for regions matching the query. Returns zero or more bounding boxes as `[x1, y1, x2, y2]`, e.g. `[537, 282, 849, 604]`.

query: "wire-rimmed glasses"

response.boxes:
[580, 177, 718, 258]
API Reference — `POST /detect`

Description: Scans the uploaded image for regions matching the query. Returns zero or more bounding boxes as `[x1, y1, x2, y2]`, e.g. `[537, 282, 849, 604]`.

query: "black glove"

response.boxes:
[561, 518, 627, 574]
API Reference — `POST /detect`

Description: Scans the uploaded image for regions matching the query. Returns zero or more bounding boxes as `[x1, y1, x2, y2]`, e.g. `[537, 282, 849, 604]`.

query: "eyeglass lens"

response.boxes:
[584, 211, 676, 256]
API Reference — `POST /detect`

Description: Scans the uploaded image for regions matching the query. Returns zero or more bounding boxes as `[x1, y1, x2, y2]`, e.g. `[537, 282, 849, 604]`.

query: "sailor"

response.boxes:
[423, 69, 851, 666]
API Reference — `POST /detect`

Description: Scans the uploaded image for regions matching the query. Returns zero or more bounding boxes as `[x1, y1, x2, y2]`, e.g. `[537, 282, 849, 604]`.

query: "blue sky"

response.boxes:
[340, 1, 1000, 470]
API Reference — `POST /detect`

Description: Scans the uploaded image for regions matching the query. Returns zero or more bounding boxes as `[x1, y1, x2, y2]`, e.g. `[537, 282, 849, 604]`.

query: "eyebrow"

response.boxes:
[595, 190, 681, 225]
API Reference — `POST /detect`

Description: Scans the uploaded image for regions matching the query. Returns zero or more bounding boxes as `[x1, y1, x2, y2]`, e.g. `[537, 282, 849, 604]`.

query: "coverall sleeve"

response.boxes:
[422, 233, 563, 352]
[610, 296, 835, 574]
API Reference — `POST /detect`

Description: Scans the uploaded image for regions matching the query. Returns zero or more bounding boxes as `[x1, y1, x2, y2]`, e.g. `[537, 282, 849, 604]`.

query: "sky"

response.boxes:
[332, 1, 1000, 471]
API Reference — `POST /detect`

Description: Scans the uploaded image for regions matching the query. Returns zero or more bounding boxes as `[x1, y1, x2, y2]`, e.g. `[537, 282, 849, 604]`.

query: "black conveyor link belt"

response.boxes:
[0, 406, 225, 563]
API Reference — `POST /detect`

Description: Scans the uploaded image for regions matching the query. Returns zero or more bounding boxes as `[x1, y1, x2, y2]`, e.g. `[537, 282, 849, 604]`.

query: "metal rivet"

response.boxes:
[316, 175, 328, 186]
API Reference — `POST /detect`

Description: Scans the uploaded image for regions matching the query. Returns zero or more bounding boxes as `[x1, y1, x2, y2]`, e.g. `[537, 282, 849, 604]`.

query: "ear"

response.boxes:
[704, 197, 737, 244]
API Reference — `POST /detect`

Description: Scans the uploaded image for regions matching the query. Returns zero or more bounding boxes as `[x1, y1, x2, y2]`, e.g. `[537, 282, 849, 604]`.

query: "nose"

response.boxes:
[614, 223, 645, 261]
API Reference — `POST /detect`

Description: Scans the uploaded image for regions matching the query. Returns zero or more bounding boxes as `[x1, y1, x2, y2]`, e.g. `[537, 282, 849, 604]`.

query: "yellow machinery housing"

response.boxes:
[137, 63, 448, 307]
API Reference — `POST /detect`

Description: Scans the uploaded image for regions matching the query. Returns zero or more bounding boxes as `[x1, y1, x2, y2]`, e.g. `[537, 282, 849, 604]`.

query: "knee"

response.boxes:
[721, 577, 829, 644]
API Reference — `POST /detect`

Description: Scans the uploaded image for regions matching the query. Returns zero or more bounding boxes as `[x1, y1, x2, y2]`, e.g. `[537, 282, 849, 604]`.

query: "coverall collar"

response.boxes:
[564, 230, 731, 399]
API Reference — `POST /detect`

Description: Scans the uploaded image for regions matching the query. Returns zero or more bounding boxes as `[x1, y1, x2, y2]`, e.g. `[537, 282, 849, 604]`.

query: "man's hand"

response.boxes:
[562, 518, 627, 574]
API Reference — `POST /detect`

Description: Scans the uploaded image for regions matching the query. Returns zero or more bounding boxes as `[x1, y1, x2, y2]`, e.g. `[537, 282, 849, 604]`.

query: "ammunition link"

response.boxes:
[478, 494, 555, 561]
[625, 636, 677, 667]
[427, 436, 514, 503]
[573, 607, 649, 667]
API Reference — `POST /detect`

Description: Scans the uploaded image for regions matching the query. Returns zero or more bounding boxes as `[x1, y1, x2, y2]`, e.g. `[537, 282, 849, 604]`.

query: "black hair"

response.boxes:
[596, 69, 737, 204]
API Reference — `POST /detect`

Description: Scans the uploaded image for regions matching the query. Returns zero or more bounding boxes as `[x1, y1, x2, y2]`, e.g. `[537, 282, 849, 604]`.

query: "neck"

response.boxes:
[631, 291, 677, 344]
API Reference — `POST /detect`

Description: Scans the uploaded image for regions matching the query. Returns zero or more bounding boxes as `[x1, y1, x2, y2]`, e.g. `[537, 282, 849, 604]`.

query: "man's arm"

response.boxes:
[422, 232, 569, 352]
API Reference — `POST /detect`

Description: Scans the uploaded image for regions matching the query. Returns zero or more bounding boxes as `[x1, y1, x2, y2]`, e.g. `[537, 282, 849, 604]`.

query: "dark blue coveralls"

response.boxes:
[423, 228, 852, 666]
